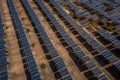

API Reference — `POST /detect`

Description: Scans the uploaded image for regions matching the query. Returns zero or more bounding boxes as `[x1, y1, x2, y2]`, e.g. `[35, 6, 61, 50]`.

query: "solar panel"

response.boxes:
[50, 0, 118, 65]
[22, 0, 71, 79]
[81, 56, 90, 62]
[50, 51, 59, 58]
[80, 19, 90, 26]
[37, 0, 99, 74]
[114, 62, 120, 70]
[0, 5, 8, 79]
[32, 74, 41, 80]
[80, 0, 120, 28]
[98, 75, 108, 80]
[55, 57, 65, 69]
[46, 43, 55, 51]
[67, 1, 79, 12]
[63, 75, 73, 80]
[86, 62, 96, 68]
[73, 46, 81, 52]
[77, 51, 85, 57]
[92, 68, 102, 75]
[60, 68, 69, 76]
[98, 29, 120, 48]
[0, 71, 8, 80]
[95, 46, 106, 52]
[102, 52, 112, 58]
[107, 56, 117, 63]
[8, 0, 42, 79]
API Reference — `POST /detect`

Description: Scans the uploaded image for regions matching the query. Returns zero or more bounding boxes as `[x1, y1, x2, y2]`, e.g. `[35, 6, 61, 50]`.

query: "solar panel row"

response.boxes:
[67, 0, 79, 12]
[37, 0, 95, 67]
[75, 9, 90, 17]
[8, 0, 42, 80]
[1, 0, 120, 79]
[68, 1, 91, 26]
[50, 0, 118, 65]
[21, 0, 72, 79]
[115, 62, 120, 70]
[50, 0, 120, 79]
[35, 0, 108, 79]
[79, 0, 120, 30]
[98, 29, 120, 49]
[0, 7, 8, 80]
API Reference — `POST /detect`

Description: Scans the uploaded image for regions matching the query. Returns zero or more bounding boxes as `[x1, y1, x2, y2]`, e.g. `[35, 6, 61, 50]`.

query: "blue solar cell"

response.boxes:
[67, 1, 79, 12]
[44, 39, 51, 44]
[96, 46, 106, 52]
[19, 33, 26, 38]
[99, 29, 120, 48]
[55, 57, 62, 63]
[41, 33, 48, 38]
[60, 31, 66, 35]
[0, 57, 7, 64]
[0, 71, 8, 80]
[31, 68, 39, 76]
[43, 39, 51, 43]
[63, 34, 70, 38]
[107, 56, 117, 63]
[90, 42, 100, 47]
[24, 48, 32, 54]
[22, 0, 72, 79]
[98, 75, 108, 80]
[8, 0, 42, 79]
[92, 68, 102, 75]
[47, 43, 55, 51]
[115, 62, 120, 70]
[57, 61, 65, 69]
[67, 40, 75, 45]
[109, 37, 116, 41]
[86, 62, 96, 68]
[0, 49, 6, 56]
[50, 0, 119, 67]
[50, 51, 59, 58]
[0, 43, 5, 49]
[27, 56, 35, 61]
[63, 76, 73, 80]
[32, 74, 42, 80]
[80, 19, 90, 26]
[73, 46, 81, 52]
[60, 68, 69, 76]
[77, 51, 85, 57]
[81, 56, 90, 62]
[36, 0, 83, 60]
[28, 60, 36, 65]
[102, 52, 112, 58]
[54, 58, 65, 69]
